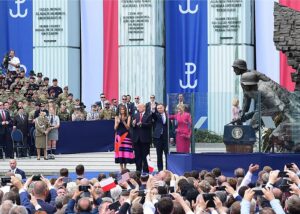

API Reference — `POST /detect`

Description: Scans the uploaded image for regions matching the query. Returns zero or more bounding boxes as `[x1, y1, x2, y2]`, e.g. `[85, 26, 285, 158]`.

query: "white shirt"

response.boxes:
[161, 113, 166, 124]
[8, 56, 20, 71]
[48, 114, 60, 127]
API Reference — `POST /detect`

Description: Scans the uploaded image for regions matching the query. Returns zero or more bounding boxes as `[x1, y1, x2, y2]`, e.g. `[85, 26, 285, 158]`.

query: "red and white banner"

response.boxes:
[100, 177, 117, 192]
[81, 0, 118, 108]
[147, 155, 155, 173]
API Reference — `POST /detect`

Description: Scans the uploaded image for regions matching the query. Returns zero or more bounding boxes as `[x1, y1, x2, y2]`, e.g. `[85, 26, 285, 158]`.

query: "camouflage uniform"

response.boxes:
[99, 108, 116, 120]
[58, 109, 70, 121]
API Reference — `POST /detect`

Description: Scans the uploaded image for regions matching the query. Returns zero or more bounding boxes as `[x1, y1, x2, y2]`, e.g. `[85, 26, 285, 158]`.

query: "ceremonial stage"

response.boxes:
[167, 152, 300, 178]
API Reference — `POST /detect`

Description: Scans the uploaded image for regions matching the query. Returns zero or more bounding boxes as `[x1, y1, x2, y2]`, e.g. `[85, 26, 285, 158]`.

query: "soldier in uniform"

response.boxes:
[86, 104, 100, 121]
[42, 77, 50, 90]
[58, 86, 69, 104]
[99, 101, 115, 120]
[34, 111, 50, 160]
[13, 86, 23, 102]
[80, 102, 88, 119]
[36, 72, 44, 86]
[57, 102, 70, 121]
[9, 75, 21, 91]
[65, 93, 75, 114]
[0, 87, 5, 102]
[18, 69, 26, 86]
[21, 80, 30, 94]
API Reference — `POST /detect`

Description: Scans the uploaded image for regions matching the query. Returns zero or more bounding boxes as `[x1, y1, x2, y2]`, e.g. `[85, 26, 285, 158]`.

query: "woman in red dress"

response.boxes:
[169, 104, 192, 153]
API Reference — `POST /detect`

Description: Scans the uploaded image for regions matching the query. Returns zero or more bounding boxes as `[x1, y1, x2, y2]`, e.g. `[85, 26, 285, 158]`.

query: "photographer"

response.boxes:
[5, 50, 20, 73]
[10, 175, 58, 214]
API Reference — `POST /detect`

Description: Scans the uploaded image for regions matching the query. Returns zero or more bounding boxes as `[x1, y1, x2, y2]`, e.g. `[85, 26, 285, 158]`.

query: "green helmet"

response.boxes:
[232, 59, 247, 70]
[241, 72, 258, 85]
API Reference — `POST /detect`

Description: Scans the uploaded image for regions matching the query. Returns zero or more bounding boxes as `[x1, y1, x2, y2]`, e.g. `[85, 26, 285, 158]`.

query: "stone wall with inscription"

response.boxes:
[208, 0, 254, 45]
[119, 0, 164, 46]
[207, 0, 255, 133]
[119, 0, 164, 103]
[33, 0, 80, 98]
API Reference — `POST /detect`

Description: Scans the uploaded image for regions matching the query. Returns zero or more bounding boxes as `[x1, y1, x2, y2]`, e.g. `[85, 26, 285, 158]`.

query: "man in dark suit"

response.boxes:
[0, 101, 13, 158]
[13, 107, 29, 145]
[152, 104, 169, 171]
[116, 95, 134, 116]
[145, 95, 158, 114]
[9, 159, 26, 180]
[132, 103, 152, 172]
[95, 93, 106, 109]
[11, 176, 57, 213]
[126, 94, 135, 113]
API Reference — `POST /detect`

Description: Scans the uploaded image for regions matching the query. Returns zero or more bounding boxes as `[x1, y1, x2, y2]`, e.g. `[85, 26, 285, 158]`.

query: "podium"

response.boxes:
[223, 125, 256, 153]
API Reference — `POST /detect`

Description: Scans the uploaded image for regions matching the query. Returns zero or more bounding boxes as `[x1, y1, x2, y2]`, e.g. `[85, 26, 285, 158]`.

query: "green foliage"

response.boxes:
[193, 129, 223, 143]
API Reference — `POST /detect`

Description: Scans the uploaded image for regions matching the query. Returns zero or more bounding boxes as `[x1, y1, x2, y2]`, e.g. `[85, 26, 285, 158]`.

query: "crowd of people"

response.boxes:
[1, 159, 300, 214]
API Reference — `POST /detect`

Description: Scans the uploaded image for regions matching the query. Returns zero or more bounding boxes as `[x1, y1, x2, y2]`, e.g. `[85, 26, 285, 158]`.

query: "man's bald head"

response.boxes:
[77, 197, 92, 212]
[33, 181, 48, 199]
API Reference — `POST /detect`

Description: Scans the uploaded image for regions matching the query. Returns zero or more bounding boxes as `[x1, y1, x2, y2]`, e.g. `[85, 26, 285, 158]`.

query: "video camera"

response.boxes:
[2, 53, 10, 69]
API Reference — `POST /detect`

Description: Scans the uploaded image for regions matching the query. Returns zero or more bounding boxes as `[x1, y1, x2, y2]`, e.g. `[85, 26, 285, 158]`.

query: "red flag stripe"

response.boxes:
[103, 0, 119, 100]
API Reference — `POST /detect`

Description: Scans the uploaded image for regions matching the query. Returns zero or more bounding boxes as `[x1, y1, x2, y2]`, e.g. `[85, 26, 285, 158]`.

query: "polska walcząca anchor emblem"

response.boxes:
[179, 62, 198, 89]
[9, 0, 28, 18]
[178, 0, 199, 14]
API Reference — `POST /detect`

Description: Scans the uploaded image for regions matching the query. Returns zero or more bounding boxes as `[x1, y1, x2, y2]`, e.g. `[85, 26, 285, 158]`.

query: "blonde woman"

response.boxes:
[232, 97, 240, 121]
[169, 104, 192, 153]
[47, 107, 60, 159]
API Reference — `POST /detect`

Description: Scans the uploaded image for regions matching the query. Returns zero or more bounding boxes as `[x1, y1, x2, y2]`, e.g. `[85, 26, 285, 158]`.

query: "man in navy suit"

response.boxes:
[14, 176, 57, 213]
[132, 103, 152, 172]
[9, 159, 26, 180]
[152, 104, 169, 171]
[0, 101, 13, 158]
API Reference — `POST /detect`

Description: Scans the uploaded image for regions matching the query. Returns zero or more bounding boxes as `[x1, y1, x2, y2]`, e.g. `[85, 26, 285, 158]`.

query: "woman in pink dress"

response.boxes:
[169, 104, 192, 153]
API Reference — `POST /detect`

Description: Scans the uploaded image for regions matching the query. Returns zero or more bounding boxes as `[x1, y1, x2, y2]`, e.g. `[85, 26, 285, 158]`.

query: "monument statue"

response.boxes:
[232, 59, 300, 152]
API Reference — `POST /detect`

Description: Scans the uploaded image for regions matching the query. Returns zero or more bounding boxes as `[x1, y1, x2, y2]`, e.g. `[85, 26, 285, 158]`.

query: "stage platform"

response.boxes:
[167, 152, 300, 177]
[0, 144, 225, 177]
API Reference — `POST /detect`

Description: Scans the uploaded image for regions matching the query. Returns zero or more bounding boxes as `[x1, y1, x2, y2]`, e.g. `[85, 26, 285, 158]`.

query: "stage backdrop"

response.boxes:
[165, 0, 208, 129]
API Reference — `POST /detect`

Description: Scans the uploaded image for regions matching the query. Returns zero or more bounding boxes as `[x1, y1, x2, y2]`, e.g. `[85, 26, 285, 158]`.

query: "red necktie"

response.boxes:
[140, 113, 142, 123]
[2, 111, 6, 121]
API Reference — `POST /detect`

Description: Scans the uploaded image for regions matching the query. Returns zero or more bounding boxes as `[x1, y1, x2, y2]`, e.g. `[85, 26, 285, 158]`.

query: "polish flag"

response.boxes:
[99, 177, 116, 192]
[81, 0, 118, 108]
[147, 155, 155, 173]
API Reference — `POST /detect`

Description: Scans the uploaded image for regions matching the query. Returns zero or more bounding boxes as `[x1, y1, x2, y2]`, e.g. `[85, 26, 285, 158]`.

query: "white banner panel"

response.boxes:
[255, 0, 280, 83]
[119, 0, 164, 46]
[33, 0, 80, 47]
[208, 0, 254, 45]
[81, 0, 104, 108]
[119, 47, 164, 104]
[208, 45, 254, 134]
